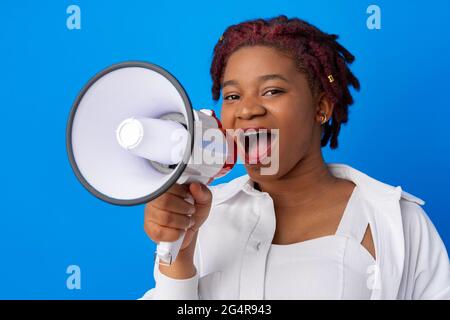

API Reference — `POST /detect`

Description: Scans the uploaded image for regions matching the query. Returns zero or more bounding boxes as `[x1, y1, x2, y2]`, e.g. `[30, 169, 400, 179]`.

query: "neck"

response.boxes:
[255, 151, 338, 209]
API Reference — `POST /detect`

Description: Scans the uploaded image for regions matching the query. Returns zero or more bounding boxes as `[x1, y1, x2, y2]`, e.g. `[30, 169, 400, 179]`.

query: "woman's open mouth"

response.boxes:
[236, 128, 278, 166]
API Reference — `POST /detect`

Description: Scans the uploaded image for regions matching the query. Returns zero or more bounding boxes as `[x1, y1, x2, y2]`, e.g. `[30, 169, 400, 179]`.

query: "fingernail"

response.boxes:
[189, 217, 195, 227]
[189, 206, 196, 214]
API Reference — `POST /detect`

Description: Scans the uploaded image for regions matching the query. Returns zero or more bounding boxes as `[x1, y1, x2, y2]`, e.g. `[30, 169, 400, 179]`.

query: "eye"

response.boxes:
[263, 89, 283, 96]
[224, 94, 240, 101]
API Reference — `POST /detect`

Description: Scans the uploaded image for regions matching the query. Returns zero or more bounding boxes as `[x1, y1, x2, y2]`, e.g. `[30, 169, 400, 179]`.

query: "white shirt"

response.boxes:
[140, 163, 450, 300]
[264, 185, 375, 299]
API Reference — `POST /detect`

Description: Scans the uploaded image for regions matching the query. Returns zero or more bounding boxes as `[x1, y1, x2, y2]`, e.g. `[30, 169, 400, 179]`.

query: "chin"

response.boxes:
[245, 164, 285, 182]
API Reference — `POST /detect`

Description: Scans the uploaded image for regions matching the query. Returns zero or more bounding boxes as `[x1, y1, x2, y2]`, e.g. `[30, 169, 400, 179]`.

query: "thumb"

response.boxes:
[189, 182, 212, 207]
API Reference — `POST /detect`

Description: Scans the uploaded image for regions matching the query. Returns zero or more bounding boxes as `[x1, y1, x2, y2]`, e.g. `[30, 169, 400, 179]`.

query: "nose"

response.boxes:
[235, 97, 267, 120]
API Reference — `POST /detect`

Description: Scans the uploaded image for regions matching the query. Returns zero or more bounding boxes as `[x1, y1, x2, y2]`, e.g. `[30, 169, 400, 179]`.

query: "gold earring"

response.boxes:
[320, 111, 328, 125]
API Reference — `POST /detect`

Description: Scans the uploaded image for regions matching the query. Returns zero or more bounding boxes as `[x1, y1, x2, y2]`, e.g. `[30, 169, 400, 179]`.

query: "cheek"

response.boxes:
[289, 113, 313, 137]
[280, 118, 308, 150]
[220, 107, 234, 129]
[275, 105, 315, 160]
[273, 100, 313, 135]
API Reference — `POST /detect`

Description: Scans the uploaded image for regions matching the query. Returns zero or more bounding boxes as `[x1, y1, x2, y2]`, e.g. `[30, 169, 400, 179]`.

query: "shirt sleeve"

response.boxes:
[139, 260, 200, 300]
[139, 239, 202, 300]
[400, 200, 450, 299]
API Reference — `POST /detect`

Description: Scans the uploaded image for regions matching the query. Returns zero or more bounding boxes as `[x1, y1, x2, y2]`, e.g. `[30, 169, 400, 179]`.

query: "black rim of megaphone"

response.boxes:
[66, 61, 195, 206]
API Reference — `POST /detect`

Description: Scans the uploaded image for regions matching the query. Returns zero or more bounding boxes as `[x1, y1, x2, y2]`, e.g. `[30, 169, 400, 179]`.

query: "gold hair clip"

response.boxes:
[328, 74, 335, 83]
[219, 35, 224, 42]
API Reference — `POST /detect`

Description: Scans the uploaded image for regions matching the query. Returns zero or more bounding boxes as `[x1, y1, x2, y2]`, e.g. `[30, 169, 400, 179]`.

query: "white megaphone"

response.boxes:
[66, 61, 236, 266]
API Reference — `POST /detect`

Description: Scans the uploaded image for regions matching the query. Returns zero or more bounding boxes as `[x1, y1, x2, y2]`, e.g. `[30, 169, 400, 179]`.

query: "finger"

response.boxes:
[166, 183, 190, 200]
[144, 220, 184, 243]
[152, 193, 196, 215]
[180, 227, 197, 251]
[189, 182, 212, 206]
[146, 207, 194, 230]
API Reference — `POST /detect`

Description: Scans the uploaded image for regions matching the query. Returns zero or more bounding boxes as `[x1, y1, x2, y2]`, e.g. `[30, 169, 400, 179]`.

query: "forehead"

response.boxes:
[223, 45, 298, 81]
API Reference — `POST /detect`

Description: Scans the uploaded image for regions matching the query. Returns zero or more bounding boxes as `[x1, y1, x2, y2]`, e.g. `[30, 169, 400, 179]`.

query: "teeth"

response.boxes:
[242, 129, 270, 138]
[243, 131, 259, 137]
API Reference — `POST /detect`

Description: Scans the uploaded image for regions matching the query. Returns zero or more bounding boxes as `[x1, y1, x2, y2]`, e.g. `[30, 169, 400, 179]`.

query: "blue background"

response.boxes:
[0, 0, 449, 299]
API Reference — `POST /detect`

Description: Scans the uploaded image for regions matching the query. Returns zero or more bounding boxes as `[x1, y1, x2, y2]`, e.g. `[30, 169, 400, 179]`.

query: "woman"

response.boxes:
[140, 15, 450, 300]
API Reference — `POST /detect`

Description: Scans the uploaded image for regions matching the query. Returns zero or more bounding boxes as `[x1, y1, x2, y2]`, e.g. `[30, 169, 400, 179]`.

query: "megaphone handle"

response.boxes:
[156, 193, 195, 266]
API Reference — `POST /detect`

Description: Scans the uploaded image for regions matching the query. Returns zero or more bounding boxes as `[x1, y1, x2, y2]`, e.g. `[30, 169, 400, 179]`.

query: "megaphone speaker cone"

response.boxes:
[66, 61, 194, 206]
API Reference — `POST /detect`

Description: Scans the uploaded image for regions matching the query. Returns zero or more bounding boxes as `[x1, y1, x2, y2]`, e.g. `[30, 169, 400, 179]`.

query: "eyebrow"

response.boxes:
[222, 74, 289, 88]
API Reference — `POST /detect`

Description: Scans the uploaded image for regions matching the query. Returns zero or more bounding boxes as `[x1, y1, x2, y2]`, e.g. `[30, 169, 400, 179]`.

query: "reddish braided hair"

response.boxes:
[210, 15, 360, 149]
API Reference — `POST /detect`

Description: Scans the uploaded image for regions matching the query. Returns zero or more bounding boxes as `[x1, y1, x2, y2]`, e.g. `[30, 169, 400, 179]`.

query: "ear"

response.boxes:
[314, 92, 334, 125]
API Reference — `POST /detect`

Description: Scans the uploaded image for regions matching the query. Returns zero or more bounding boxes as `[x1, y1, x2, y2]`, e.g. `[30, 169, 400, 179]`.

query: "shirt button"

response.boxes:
[255, 241, 261, 251]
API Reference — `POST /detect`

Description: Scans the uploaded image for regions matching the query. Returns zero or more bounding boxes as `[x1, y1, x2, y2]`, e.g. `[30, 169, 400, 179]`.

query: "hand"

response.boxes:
[144, 182, 213, 255]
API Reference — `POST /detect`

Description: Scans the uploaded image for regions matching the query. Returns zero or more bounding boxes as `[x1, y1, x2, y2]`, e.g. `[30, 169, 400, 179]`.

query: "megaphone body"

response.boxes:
[66, 61, 236, 265]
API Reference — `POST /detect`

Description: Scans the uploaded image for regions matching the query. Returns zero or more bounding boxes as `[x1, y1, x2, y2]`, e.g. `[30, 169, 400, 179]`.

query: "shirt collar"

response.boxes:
[210, 163, 424, 205]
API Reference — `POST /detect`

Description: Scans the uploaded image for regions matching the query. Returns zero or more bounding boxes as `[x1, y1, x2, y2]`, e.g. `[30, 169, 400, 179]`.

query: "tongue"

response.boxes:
[247, 134, 270, 164]
[248, 141, 259, 163]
